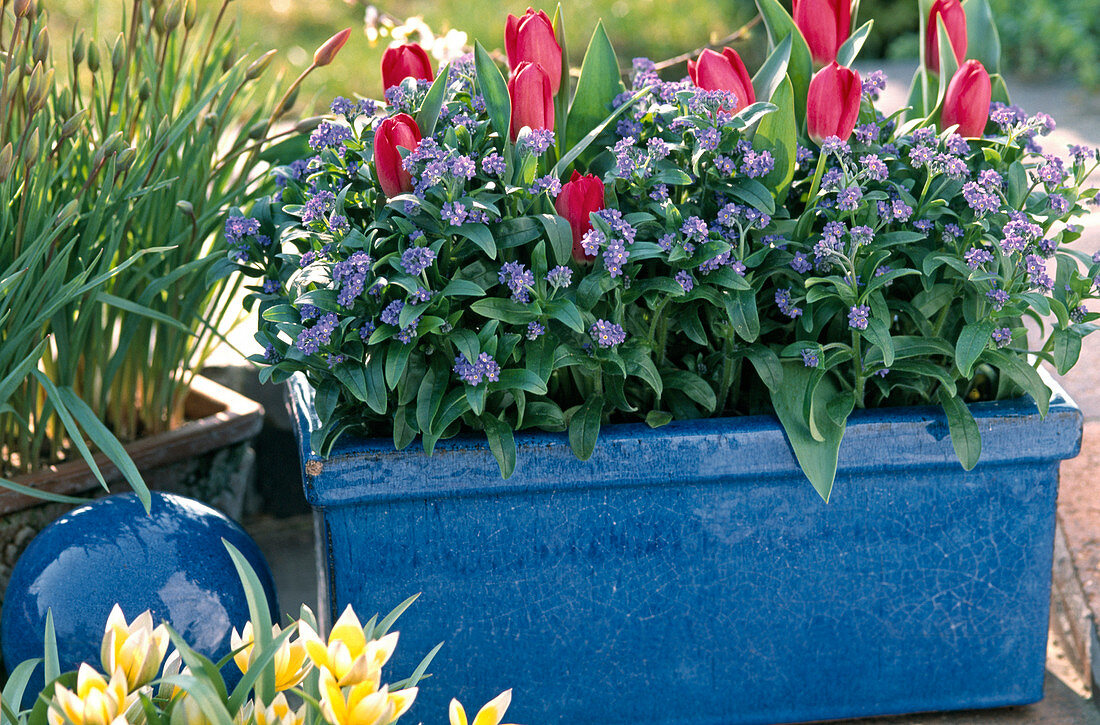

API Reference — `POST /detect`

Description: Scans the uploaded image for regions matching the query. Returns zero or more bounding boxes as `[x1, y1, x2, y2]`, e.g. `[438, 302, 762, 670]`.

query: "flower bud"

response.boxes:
[61, 108, 87, 139]
[203, 112, 218, 128]
[313, 28, 351, 68]
[505, 8, 562, 94]
[555, 171, 606, 263]
[507, 61, 554, 141]
[87, 42, 101, 72]
[792, 0, 851, 66]
[925, 0, 967, 75]
[33, 27, 49, 64]
[806, 61, 861, 143]
[281, 85, 299, 114]
[247, 120, 267, 139]
[72, 31, 86, 66]
[184, 0, 196, 29]
[116, 147, 137, 173]
[222, 39, 237, 72]
[138, 78, 152, 102]
[381, 43, 434, 90]
[294, 116, 325, 133]
[13, 0, 33, 19]
[22, 129, 39, 162]
[111, 33, 125, 73]
[53, 199, 79, 228]
[372, 113, 421, 197]
[0, 144, 14, 183]
[246, 49, 277, 80]
[941, 59, 991, 137]
[176, 200, 195, 217]
[688, 47, 755, 114]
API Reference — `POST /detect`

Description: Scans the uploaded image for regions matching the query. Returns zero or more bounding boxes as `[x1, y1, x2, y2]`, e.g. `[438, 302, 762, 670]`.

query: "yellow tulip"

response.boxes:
[231, 621, 311, 691]
[448, 690, 518, 725]
[100, 605, 170, 691]
[299, 606, 398, 687]
[253, 693, 308, 725]
[318, 671, 395, 725]
[47, 664, 135, 725]
[169, 693, 215, 725]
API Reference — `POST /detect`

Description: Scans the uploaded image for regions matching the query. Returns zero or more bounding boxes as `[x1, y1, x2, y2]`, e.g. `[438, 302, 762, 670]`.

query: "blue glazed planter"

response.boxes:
[289, 373, 1082, 725]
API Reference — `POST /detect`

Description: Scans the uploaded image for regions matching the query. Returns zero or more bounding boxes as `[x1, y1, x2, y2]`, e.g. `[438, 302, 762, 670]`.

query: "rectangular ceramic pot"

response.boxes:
[289, 373, 1082, 725]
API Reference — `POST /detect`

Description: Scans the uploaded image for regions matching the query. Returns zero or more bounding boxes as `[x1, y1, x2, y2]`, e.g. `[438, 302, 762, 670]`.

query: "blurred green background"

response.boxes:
[41, 0, 1100, 113]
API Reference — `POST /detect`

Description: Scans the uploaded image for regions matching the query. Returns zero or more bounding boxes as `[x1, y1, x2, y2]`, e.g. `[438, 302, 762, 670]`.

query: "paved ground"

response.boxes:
[237, 61, 1100, 724]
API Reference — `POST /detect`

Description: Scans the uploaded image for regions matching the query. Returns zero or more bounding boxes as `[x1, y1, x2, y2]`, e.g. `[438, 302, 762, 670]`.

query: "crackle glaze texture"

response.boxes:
[289, 374, 1082, 725]
[1, 492, 278, 687]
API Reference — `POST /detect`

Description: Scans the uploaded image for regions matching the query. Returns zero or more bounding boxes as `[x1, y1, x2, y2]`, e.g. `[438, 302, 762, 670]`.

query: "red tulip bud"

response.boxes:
[941, 60, 991, 138]
[687, 48, 756, 114]
[505, 8, 562, 94]
[925, 0, 967, 75]
[373, 113, 422, 197]
[508, 61, 555, 141]
[806, 61, 862, 143]
[313, 28, 351, 68]
[555, 171, 605, 263]
[792, 0, 851, 66]
[381, 43, 435, 90]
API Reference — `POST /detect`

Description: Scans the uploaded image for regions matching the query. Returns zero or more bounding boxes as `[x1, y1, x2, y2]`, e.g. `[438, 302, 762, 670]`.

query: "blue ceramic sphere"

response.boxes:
[1, 492, 278, 678]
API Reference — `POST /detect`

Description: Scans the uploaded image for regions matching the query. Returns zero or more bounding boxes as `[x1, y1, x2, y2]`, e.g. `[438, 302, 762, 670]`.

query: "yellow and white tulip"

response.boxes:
[230, 621, 310, 692]
[100, 605, 170, 691]
[448, 690, 517, 725]
[47, 664, 135, 725]
[299, 606, 398, 687]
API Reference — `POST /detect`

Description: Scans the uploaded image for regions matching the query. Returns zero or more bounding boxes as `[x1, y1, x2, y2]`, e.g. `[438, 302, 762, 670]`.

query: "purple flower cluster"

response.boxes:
[590, 319, 626, 348]
[499, 261, 535, 303]
[740, 150, 774, 179]
[302, 190, 335, 224]
[401, 245, 436, 276]
[847, 304, 870, 330]
[295, 313, 339, 354]
[481, 152, 506, 176]
[546, 265, 573, 288]
[991, 327, 1012, 348]
[453, 353, 501, 386]
[675, 270, 694, 292]
[519, 129, 555, 156]
[332, 251, 373, 307]
[225, 215, 260, 241]
[964, 247, 993, 269]
[801, 349, 820, 368]
[775, 289, 802, 318]
[308, 121, 353, 152]
[962, 180, 1001, 216]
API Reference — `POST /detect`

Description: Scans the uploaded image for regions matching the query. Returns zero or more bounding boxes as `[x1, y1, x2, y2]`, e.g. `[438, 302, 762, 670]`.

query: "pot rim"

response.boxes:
[289, 369, 1083, 506]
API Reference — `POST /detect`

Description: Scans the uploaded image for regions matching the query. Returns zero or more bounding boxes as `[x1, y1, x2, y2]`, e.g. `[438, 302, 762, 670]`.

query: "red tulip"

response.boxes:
[792, 0, 851, 66]
[941, 60, 991, 138]
[806, 61, 862, 143]
[506, 8, 562, 94]
[508, 61, 555, 140]
[687, 48, 756, 114]
[381, 43, 435, 90]
[373, 113, 421, 197]
[555, 171, 605, 263]
[925, 0, 967, 75]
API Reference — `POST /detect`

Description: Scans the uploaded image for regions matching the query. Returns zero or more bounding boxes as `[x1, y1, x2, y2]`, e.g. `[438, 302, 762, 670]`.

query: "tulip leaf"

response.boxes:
[938, 389, 982, 471]
[917, 0, 935, 108]
[566, 21, 626, 160]
[416, 62, 450, 139]
[754, 0, 814, 126]
[554, 86, 647, 177]
[751, 34, 791, 106]
[224, 540, 275, 702]
[963, 0, 1002, 75]
[770, 362, 846, 502]
[905, 67, 927, 122]
[481, 413, 516, 478]
[552, 3, 570, 155]
[43, 609, 59, 684]
[933, 15, 960, 115]
[474, 40, 511, 142]
[753, 75, 797, 201]
[836, 19, 873, 67]
[990, 72, 1011, 106]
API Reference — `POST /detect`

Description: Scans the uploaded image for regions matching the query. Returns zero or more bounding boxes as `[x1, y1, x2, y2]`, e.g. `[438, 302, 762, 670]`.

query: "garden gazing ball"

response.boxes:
[1, 492, 278, 680]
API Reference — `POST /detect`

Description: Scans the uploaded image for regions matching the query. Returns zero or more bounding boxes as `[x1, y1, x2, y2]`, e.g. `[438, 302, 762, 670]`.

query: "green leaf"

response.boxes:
[752, 76, 797, 200]
[742, 345, 783, 391]
[470, 298, 541, 324]
[537, 214, 574, 267]
[565, 22, 625, 156]
[728, 178, 775, 215]
[938, 389, 982, 470]
[481, 414, 517, 478]
[417, 63, 450, 138]
[955, 321, 994, 377]
[963, 0, 1001, 75]
[365, 352, 388, 415]
[646, 410, 674, 428]
[44, 609, 59, 683]
[754, 0, 814, 125]
[474, 41, 511, 141]
[441, 279, 487, 298]
[981, 349, 1050, 417]
[95, 292, 194, 334]
[568, 394, 604, 461]
[1052, 327, 1083, 375]
[224, 540, 275, 701]
[724, 288, 760, 342]
[864, 317, 895, 367]
[663, 370, 717, 413]
[415, 363, 448, 439]
[332, 363, 370, 405]
[385, 343, 413, 389]
[770, 362, 846, 501]
[554, 87, 647, 177]
[545, 299, 586, 333]
[836, 19, 873, 67]
[454, 223, 497, 259]
[751, 35, 792, 104]
[495, 369, 549, 395]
